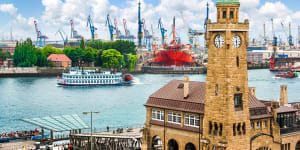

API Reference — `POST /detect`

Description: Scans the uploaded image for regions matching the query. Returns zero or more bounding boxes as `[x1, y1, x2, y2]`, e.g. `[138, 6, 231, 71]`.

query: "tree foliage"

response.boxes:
[13, 38, 37, 67]
[87, 40, 136, 55]
[0, 48, 12, 61]
[125, 53, 137, 71]
[42, 45, 63, 57]
[101, 49, 124, 69]
[63, 47, 83, 67]
[35, 48, 47, 67]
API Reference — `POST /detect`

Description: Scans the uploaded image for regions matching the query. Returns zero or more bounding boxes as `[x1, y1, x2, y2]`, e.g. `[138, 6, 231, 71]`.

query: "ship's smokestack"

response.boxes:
[184, 76, 189, 99]
[280, 85, 288, 106]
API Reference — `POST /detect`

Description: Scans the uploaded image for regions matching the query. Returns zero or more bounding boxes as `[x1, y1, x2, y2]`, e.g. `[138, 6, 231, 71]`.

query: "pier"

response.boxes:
[70, 127, 143, 150]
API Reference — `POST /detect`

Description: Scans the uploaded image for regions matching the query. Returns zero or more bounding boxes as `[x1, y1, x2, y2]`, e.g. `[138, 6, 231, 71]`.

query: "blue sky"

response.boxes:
[0, 0, 300, 44]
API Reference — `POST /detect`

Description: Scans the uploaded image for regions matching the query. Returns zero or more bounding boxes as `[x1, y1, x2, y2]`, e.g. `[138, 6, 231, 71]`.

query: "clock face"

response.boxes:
[214, 35, 224, 48]
[232, 35, 241, 48]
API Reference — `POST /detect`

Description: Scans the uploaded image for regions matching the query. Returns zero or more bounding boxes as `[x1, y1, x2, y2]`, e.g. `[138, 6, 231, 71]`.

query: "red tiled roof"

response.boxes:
[47, 54, 71, 62]
[145, 80, 272, 119]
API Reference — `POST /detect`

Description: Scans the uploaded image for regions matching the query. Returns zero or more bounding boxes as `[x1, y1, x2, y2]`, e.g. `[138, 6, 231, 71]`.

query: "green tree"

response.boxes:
[101, 49, 124, 70]
[35, 48, 47, 67]
[80, 38, 85, 50]
[126, 53, 137, 71]
[63, 47, 83, 67]
[42, 45, 63, 57]
[13, 38, 37, 67]
[82, 47, 96, 66]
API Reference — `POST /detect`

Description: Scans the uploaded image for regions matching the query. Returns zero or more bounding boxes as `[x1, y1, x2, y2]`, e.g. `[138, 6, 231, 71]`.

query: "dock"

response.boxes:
[70, 127, 143, 150]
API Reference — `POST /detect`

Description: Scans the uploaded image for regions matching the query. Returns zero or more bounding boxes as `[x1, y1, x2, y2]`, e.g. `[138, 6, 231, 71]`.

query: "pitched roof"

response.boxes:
[47, 54, 71, 62]
[145, 80, 272, 119]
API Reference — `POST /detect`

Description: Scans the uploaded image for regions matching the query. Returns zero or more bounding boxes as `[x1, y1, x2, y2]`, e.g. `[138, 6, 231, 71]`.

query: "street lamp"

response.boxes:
[83, 111, 100, 150]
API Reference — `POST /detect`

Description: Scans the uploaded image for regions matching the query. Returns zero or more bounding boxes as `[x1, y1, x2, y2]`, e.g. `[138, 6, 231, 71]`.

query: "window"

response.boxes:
[167, 112, 181, 124]
[237, 123, 241, 135]
[230, 11, 234, 19]
[234, 94, 243, 110]
[236, 56, 239, 67]
[223, 11, 227, 19]
[184, 115, 200, 127]
[215, 84, 218, 96]
[152, 110, 164, 121]
[263, 120, 267, 128]
[219, 123, 223, 136]
[257, 121, 261, 128]
[242, 122, 246, 135]
[209, 121, 212, 134]
[233, 123, 236, 136]
[214, 123, 218, 136]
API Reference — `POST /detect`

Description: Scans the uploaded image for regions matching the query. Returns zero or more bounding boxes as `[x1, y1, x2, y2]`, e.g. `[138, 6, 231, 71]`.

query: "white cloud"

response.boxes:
[258, 2, 290, 18]
[0, 4, 17, 16]
[240, 0, 259, 11]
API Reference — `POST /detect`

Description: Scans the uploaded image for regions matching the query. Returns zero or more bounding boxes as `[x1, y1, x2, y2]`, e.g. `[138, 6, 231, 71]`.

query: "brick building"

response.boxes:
[47, 54, 71, 68]
[142, 0, 300, 149]
[0, 42, 16, 54]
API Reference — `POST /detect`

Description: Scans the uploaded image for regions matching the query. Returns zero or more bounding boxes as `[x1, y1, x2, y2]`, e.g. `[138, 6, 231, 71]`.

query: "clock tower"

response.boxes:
[203, 0, 250, 149]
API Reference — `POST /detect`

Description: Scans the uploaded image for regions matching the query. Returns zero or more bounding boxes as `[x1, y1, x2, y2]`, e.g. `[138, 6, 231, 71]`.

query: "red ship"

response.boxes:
[153, 17, 195, 66]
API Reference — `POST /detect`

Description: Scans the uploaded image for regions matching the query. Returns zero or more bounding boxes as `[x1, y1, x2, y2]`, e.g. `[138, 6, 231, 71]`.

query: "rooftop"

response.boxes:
[144, 80, 282, 119]
[216, 0, 240, 5]
[47, 54, 71, 62]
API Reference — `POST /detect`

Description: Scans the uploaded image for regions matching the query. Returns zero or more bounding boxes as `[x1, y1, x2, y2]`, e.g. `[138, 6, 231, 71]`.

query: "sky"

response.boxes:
[0, 0, 300, 45]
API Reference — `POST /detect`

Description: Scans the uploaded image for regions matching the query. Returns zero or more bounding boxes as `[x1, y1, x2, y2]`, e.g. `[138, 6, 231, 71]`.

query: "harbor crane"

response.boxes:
[70, 19, 83, 39]
[280, 22, 294, 47]
[34, 20, 48, 47]
[142, 19, 152, 51]
[123, 19, 135, 41]
[158, 18, 167, 45]
[105, 14, 116, 41]
[55, 29, 68, 47]
[87, 15, 98, 40]
[137, 0, 143, 48]
[114, 19, 124, 40]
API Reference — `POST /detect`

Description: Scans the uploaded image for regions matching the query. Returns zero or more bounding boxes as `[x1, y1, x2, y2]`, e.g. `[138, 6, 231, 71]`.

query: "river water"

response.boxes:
[0, 69, 300, 133]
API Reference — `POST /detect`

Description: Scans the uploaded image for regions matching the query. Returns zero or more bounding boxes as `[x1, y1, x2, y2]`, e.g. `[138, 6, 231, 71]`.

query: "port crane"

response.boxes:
[137, 0, 143, 48]
[105, 14, 116, 41]
[70, 19, 83, 39]
[34, 20, 48, 47]
[114, 19, 125, 40]
[86, 15, 98, 40]
[142, 19, 152, 51]
[158, 18, 167, 45]
[56, 29, 68, 47]
[123, 19, 135, 41]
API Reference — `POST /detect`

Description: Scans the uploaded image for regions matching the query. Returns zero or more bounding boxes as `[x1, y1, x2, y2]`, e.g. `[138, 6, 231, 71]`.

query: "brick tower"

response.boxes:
[203, 0, 250, 149]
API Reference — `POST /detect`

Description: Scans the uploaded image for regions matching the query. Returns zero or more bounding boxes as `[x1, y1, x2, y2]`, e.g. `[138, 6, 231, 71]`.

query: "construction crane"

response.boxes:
[158, 18, 167, 45]
[271, 18, 278, 47]
[114, 19, 124, 40]
[180, 11, 204, 48]
[70, 19, 83, 39]
[142, 19, 152, 51]
[137, 0, 143, 48]
[86, 15, 98, 40]
[34, 20, 48, 47]
[56, 29, 68, 47]
[123, 19, 135, 41]
[105, 14, 115, 41]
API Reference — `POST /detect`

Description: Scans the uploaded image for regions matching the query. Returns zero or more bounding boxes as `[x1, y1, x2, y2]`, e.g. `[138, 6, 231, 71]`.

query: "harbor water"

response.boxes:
[0, 69, 300, 133]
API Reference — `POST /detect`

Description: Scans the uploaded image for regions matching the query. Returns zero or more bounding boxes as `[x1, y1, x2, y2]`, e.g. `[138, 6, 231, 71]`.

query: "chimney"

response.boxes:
[184, 76, 189, 99]
[249, 87, 256, 97]
[280, 85, 288, 106]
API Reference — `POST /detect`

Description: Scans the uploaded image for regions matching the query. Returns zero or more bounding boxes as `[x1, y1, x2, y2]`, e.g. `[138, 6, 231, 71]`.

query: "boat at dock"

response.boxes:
[275, 71, 298, 78]
[57, 69, 133, 86]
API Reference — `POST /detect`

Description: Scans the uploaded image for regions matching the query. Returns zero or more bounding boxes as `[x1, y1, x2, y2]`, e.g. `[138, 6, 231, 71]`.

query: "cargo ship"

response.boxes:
[57, 69, 133, 86]
[152, 17, 195, 67]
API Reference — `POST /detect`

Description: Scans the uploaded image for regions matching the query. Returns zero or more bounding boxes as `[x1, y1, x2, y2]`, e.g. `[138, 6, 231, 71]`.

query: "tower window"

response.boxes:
[237, 123, 241, 135]
[236, 56, 239, 67]
[209, 121, 212, 135]
[214, 122, 218, 136]
[233, 123, 236, 136]
[223, 11, 227, 19]
[242, 122, 246, 135]
[234, 94, 243, 110]
[219, 123, 223, 136]
[215, 84, 218, 96]
[230, 11, 234, 19]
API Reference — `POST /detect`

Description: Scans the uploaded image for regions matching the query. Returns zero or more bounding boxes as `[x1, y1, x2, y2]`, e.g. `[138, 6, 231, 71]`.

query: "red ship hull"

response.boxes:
[153, 50, 195, 66]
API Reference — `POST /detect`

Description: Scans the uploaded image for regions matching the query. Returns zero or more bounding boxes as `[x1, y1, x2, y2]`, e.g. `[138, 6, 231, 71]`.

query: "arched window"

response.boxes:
[152, 136, 162, 150]
[185, 143, 196, 150]
[168, 139, 178, 150]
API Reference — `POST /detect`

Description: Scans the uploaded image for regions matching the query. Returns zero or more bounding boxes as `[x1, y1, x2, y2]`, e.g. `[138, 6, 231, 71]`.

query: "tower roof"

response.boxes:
[216, 0, 240, 5]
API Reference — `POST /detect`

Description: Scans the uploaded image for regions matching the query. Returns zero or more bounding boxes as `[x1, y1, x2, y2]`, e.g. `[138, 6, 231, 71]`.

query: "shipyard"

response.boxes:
[1, 0, 300, 150]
